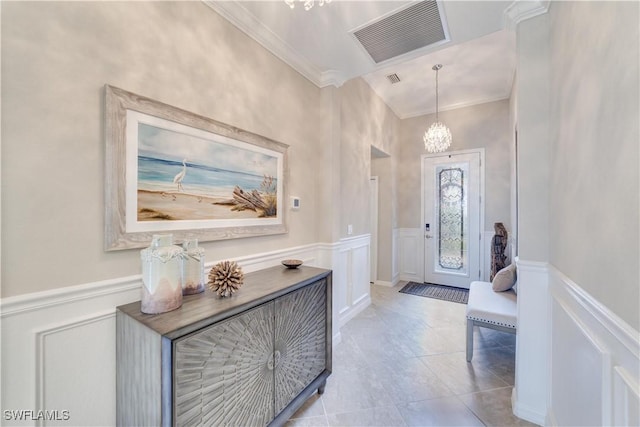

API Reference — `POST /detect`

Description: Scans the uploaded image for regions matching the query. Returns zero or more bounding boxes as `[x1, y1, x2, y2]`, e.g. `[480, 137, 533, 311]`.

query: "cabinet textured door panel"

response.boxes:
[174, 302, 275, 426]
[274, 280, 327, 414]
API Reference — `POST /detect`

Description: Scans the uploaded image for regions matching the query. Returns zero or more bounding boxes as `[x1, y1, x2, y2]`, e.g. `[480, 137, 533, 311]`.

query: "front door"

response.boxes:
[423, 151, 482, 289]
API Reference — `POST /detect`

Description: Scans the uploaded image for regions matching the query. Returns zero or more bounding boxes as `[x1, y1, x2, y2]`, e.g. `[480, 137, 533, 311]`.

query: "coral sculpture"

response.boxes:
[207, 261, 244, 297]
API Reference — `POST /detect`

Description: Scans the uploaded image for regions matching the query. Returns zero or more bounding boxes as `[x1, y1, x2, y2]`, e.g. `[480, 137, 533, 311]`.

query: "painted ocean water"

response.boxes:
[138, 156, 272, 199]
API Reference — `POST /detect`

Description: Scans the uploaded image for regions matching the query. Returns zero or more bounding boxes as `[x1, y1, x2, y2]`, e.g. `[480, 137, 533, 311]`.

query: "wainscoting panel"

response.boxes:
[397, 228, 423, 283]
[1, 241, 371, 426]
[512, 258, 549, 425]
[324, 235, 372, 327]
[1, 278, 140, 426]
[613, 366, 640, 426]
[548, 266, 640, 427]
[38, 312, 116, 426]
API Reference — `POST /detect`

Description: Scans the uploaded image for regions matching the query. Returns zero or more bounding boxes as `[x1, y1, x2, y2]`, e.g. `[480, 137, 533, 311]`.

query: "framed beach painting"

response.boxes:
[104, 85, 288, 251]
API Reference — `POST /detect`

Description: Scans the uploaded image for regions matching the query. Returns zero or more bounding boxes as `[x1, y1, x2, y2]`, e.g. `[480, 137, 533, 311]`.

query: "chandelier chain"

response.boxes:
[435, 67, 439, 122]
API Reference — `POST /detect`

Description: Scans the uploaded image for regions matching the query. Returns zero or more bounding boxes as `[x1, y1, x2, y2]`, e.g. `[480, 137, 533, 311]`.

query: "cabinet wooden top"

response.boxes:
[117, 265, 331, 339]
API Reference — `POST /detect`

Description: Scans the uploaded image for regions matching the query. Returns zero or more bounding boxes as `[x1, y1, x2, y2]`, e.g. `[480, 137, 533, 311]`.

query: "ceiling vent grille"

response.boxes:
[353, 1, 446, 64]
[386, 73, 401, 84]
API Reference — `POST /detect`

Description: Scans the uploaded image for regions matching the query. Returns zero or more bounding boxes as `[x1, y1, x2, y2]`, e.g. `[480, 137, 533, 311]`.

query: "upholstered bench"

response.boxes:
[466, 280, 517, 361]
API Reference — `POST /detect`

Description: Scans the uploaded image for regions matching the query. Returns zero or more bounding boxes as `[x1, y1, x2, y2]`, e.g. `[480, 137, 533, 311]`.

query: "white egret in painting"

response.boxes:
[173, 159, 187, 192]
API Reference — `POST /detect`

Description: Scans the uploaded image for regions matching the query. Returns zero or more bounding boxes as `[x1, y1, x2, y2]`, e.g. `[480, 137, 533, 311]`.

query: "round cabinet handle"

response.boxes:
[267, 350, 282, 370]
[267, 353, 274, 370]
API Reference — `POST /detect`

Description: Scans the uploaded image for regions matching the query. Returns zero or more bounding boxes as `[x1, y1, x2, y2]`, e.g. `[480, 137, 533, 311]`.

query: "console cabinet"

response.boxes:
[116, 266, 332, 426]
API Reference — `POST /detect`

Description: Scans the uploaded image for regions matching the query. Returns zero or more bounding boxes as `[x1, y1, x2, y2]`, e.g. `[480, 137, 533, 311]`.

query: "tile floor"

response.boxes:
[286, 282, 537, 427]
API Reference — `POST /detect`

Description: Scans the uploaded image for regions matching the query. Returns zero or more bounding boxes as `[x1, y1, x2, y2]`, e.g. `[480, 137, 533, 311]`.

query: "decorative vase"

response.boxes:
[181, 239, 205, 295]
[140, 234, 183, 314]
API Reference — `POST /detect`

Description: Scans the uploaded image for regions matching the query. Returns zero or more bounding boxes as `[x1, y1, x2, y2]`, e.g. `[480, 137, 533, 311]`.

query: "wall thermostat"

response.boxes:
[291, 197, 301, 210]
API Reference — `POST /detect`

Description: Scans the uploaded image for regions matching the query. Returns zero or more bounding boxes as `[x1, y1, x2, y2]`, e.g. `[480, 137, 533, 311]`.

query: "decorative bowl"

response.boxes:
[281, 259, 303, 269]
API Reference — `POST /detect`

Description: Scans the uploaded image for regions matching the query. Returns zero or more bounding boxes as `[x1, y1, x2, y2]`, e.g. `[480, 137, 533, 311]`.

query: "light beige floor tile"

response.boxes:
[397, 396, 484, 426]
[320, 364, 395, 415]
[368, 356, 454, 403]
[471, 346, 516, 385]
[331, 335, 369, 373]
[285, 415, 329, 427]
[421, 351, 510, 395]
[349, 330, 416, 365]
[441, 325, 512, 352]
[290, 393, 326, 419]
[459, 386, 538, 427]
[299, 283, 522, 426]
[326, 405, 407, 427]
[400, 326, 463, 356]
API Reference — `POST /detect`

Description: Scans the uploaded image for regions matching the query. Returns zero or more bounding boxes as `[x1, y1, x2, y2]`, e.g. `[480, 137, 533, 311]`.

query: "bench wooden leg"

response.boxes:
[466, 319, 474, 362]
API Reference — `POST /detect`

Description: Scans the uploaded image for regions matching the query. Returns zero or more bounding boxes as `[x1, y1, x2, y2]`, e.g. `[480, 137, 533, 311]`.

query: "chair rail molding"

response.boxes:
[1, 239, 371, 426]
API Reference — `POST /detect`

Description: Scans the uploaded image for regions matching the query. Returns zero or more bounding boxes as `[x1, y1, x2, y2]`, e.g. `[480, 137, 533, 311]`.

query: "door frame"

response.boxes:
[369, 176, 379, 283]
[420, 148, 486, 284]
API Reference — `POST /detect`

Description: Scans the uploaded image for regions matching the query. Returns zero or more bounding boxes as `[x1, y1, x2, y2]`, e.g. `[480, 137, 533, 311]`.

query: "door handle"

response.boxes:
[425, 234, 433, 239]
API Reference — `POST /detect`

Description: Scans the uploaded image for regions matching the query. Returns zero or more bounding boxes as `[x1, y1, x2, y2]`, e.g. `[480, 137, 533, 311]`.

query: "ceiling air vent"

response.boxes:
[386, 73, 401, 84]
[353, 0, 446, 64]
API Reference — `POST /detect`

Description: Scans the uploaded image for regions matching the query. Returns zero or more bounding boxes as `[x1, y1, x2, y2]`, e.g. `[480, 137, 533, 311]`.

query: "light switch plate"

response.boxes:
[291, 196, 300, 210]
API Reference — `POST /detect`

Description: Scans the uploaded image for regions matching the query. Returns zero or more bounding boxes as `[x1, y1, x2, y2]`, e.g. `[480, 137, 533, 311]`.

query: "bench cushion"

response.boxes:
[466, 281, 517, 328]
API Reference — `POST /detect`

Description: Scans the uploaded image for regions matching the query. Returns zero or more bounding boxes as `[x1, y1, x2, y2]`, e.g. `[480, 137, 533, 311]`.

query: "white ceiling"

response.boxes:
[205, 1, 517, 119]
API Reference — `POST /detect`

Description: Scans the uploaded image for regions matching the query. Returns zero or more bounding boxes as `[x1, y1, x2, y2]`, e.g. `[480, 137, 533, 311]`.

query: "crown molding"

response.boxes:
[320, 69, 347, 88]
[203, 0, 345, 88]
[503, 0, 550, 31]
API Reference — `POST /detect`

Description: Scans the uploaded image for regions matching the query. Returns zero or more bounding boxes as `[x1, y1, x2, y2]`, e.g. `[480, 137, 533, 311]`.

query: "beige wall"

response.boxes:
[398, 100, 512, 232]
[339, 78, 400, 239]
[1, 1, 324, 297]
[548, 1, 639, 328]
[1, 2, 404, 299]
[515, 14, 550, 263]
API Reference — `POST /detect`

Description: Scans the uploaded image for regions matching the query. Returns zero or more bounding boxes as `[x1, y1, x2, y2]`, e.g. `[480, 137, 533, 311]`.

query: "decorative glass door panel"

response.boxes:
[436, 166, 468, 275]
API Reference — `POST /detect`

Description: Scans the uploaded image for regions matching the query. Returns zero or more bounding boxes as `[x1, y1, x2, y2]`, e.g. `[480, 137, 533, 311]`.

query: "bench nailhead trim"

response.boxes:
[467, 316, 516, 328]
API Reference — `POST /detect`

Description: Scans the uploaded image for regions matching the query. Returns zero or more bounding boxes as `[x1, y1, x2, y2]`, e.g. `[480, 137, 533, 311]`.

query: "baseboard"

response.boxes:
[373, 279, 397, 287]
[512, 388, 546, 426]
[339, 293, 371, 327]
[545, 408, 558, 427]
[399, 274, 422, 283]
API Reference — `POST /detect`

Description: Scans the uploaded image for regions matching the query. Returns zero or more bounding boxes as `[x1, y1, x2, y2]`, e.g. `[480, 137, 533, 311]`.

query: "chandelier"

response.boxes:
[284, 0, 331, 11]
[423, 64, 452, 153]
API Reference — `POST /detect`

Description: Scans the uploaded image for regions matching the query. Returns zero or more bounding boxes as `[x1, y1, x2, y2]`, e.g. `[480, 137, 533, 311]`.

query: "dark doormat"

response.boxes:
[399, 282, 469, 304]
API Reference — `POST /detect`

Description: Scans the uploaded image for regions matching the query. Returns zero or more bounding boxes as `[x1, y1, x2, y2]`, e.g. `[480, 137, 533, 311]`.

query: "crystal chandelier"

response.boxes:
[423, 64, 452, 153]
[284, 0, 331, 11]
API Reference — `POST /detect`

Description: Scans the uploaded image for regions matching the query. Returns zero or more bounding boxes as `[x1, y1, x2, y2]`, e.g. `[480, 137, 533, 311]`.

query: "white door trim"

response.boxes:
[369, 176, 379, 283]
[420, 148, 486, 285]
